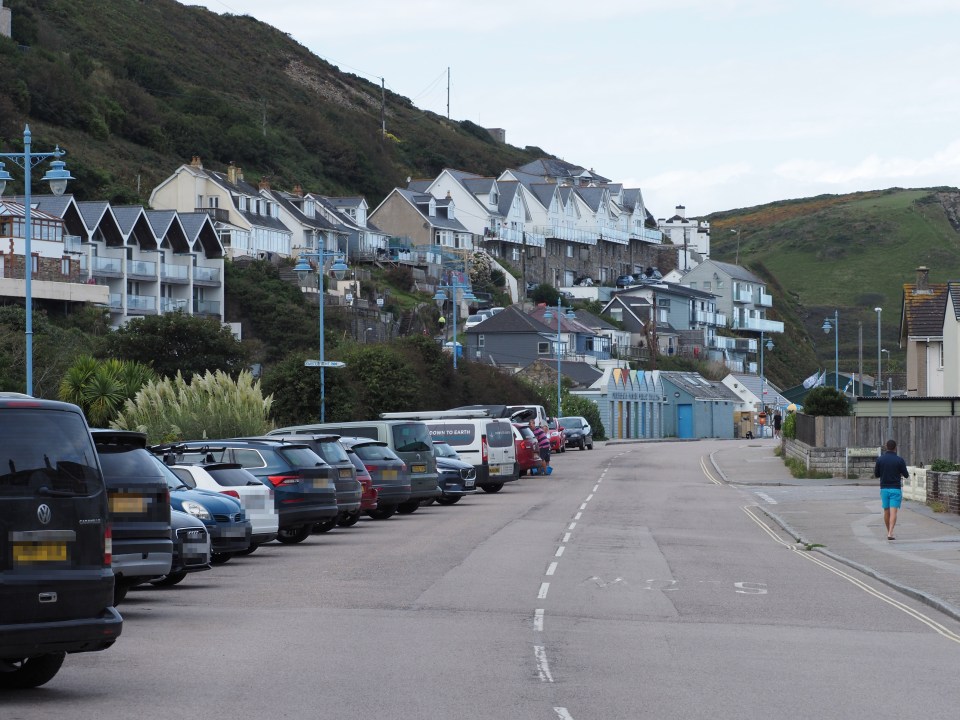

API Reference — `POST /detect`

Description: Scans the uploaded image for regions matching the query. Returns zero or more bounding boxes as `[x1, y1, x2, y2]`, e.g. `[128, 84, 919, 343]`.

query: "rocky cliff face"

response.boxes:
[934, 191, 960, 233]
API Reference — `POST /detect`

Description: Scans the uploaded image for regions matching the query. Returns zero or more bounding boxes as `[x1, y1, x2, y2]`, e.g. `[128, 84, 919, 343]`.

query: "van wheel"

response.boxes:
[0, 653, 66, 689]
[579, 440, 586, 450]
[276, 525, 311, 544]
[366, 506, 396, 520]
[113, 581, 129, 606]
[481, 483, 504, 493]
[397, 499, 421, 514]
[151, 571, 188, 587]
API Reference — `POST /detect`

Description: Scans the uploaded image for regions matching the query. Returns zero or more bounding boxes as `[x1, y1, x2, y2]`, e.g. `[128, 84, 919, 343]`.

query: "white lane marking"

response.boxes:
[534, 645, 554, 682]
[574, 512, 582, 520]
[538, 582, 550, 599]
[534, 609, 544, 631]
[555, 546, 565, 558]
[586, 493, 594, 501]
[593, 484, 599, 492]
[562, 532, 572, 543]
[579, 503, 587, 510]
[546, 562, 558, 576]
[568, 522, 577, 530]
[554, 708, 574, 720]
[755, 491, 778, 505]
[735, 582, 768, 594]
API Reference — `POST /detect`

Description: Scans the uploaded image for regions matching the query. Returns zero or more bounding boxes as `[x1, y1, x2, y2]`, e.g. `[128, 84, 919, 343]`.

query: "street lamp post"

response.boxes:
[758, 332, 774, 436]
[293, 251, 348, 423]
[881, 349, 890, 397]
[874, 306, 883, 391]
[433, 275, 475, 370]
[0, 125, 74, 396]
[822, 310, 839, 391]
[544, 299, 576, 417]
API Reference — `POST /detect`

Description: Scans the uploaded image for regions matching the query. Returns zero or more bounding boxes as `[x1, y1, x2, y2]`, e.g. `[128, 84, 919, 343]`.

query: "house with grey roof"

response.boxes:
[368, 187, 474, 252]
[658, 205, 711, 271]
[262, 187, 348, 258]
[903, 266, 948, 396]
[306, 194, 390, 261]
[462, 305, 560, 370]
[659, 371, 739, 439]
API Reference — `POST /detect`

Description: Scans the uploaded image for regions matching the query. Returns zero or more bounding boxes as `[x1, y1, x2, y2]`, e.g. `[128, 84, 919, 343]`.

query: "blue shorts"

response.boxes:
[881, 488, 902, 509]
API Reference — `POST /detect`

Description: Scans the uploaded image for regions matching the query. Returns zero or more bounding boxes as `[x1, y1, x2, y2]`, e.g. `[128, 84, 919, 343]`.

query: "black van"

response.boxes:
[0, 395, 122, 689]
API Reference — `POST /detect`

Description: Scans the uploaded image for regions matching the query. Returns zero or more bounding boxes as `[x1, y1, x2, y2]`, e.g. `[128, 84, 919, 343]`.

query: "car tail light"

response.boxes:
[221, 490, 240, 498]
[481, 435, 488, 463]
[104, 525, 112, 566]
[364, 465, 377, 474]
[267, 474, 301, 486]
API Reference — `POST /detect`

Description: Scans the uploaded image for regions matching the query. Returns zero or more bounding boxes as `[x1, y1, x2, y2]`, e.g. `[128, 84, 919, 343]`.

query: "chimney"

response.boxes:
[675, 205, 686, 220]
[226, 163, 239, 185]
[293, 184, 304, 197]
[916, 266, 930, 292]
[259, 178, 271, 191]
[190, 156, 203, 169]
[446, 190, 452, 199]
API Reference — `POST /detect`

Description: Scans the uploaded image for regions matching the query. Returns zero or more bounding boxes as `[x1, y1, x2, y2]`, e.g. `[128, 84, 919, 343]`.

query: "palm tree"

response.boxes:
[59, 356, 156, 427]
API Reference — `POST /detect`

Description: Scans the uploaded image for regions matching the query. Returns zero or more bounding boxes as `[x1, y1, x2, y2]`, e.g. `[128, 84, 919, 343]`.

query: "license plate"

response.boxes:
[339, 468, 352, 478]
[411, 464, 426, 474]
[488, 464, 502, 475]
[382, 469, 397, 480]
[13, 542, 68, 564]
[312, 478, 330, 489]
[465, 479, 475, 488]
[110, 495, 145, 513]
[245, 496, 263, 509]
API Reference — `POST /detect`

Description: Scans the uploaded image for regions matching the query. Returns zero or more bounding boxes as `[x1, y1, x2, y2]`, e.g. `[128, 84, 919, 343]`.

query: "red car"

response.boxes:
[547, 418, 566, 453]
[512, 423, 540, 476]
[346, 449, 378, 514]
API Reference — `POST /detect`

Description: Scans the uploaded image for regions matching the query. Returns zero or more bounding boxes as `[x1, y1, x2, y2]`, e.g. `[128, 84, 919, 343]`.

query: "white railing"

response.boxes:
[532, 225, 598, 245]
[92, 256, 122, 275]
[161, 297, 188, 313]
[710, 336, 758, 352]
[641, 228, 663, 244]
[694, 310, 727, 326]
[127, 294, 156, 312]
[733, 288, 754, 304]
[758, 291, 773, 307]
[127, 259, 156, 277]
[597, 227, 630, 244]
[732, 317, 785, 333]
[161, 263, 189, 281]
[193, 266, 221, 282]
[194, 300, 221, 315]
[63, 235, 83, 254]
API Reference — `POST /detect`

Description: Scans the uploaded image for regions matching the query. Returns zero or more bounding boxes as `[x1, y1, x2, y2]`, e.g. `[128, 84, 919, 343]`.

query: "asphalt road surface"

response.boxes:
[4, 440, 960, 719]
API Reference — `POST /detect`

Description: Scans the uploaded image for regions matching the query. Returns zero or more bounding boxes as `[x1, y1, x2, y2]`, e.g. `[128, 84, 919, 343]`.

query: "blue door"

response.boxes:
[677, 404, 694, 439]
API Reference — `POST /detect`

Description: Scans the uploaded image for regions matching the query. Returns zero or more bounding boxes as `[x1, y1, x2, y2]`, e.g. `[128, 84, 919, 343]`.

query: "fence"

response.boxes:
[792, 414, 960, 467]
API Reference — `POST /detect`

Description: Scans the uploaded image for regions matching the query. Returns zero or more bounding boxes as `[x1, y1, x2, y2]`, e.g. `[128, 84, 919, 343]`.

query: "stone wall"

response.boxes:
[783, 438, 876, 478]
[927, 471, 960, 514]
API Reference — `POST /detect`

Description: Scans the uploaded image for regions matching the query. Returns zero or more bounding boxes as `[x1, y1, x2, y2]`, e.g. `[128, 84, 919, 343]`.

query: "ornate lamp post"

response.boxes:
[293, 251, 348, 422]
[759, 332, 774, 435]
[822, 310, 839, 391]
[433, 275, 475, 370]
[0, 125, 74, 395]
[544, 299, 576, 417]
[874, 306, 883, 391]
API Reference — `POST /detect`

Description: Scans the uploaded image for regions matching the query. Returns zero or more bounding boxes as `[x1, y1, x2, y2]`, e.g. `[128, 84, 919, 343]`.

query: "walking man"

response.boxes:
[874, 439, 909, 540]
[773, 411, 783, 439]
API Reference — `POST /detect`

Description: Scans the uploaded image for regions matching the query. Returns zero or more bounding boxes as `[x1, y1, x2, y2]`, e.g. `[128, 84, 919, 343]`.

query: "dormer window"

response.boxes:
[490, 190, 498, 205]
[447, 204, 455, 220]
[428, 198, 437, 217]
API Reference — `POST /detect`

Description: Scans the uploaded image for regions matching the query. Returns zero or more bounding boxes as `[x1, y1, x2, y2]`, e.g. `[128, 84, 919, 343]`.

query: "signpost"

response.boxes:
[304, 360, 346, 368]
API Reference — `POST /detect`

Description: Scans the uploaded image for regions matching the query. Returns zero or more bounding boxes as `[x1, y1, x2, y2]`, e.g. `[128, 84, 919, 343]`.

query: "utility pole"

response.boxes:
[380, 77, 386, 138]
[446, 67, 450, 120]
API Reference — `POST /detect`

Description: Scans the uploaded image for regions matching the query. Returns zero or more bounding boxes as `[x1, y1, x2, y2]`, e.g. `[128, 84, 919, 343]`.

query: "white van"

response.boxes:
[506, 404, 548, 428]
[381, 410, 517, 493]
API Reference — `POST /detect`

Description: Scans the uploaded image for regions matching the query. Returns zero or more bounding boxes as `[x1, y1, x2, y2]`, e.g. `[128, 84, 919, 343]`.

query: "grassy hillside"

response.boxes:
[0, 0, 544, 204]
[708, 188, 960, 388]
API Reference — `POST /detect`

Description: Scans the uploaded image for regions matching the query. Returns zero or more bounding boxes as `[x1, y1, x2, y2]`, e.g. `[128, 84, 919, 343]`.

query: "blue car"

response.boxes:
[150, 455, 252, 564]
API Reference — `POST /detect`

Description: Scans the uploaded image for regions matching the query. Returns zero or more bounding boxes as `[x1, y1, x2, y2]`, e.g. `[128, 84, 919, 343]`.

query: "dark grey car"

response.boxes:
[558, 416, 594, 450]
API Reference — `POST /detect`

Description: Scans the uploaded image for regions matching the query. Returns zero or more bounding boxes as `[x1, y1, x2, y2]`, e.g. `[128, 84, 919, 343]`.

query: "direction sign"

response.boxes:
[304, 360, 346, 368]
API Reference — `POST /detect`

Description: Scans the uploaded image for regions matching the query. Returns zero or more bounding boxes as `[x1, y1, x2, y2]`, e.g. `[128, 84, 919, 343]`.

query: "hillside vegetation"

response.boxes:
[0, 0, 544, 204]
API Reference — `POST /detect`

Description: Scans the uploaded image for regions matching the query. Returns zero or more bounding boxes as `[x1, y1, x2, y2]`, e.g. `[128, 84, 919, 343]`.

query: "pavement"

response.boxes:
[711, 440, 960, 623]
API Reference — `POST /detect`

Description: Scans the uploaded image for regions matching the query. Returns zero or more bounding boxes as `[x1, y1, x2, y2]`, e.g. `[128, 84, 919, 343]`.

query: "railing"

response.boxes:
[194, 300, 221, 315]
[758, 291, 773, 307]
[92, 256, 122, 275]
[532, 225, 598, 245]
[161, 263, 189, 281]
[732, 317, 785, 333]
[193, 266, 221, 282]
[710, 336, 757, 352]
[161, 297, 188, 313]
[108, 293, 122, 309]
[641, 228, 663, 244]
[598, 227, 630, 244]
[127, 259, 156, 277]
[492, 227, 547, 247]
[195, 207, 230, 223]
[733, 288, 754, 304]
[126, 294, 156, 312]
[693, 310, 727, 326]
[63, 235, 83, 254]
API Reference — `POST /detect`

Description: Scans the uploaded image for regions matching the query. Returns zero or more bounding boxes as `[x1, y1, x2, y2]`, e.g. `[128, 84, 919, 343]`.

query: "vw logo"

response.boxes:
[37, 504, 52, 525]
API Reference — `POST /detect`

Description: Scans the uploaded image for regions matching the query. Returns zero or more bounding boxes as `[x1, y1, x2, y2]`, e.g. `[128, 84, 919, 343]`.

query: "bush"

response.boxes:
[930, 459, 960, 472]
[561, 394, 605, 440]
[782, 412, 797, 439]
[802, 387, 850, 416]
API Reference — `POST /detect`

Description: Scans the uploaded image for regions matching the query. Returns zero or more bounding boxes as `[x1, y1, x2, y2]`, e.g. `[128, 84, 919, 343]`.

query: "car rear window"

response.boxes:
[352, 443, 400, 462]
[207, 467, 261, 487]
[98, 446, 166, 483]
[313, 440, 350, 464]
[277, 446, 327, 469]
[486, 421, 514, 448]
[559, 417, 581, 428]
[517, 426, 535, 440]
[391, 422, 432, 452]
[427, 423, 475, 447]
[0, 409, 101, 497]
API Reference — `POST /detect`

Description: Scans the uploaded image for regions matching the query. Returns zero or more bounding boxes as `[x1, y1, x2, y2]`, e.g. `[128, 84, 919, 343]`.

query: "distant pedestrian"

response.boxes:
[874, 439, 909, 540]
[773, 411, 783, 439]
[531, 420, 551, 472]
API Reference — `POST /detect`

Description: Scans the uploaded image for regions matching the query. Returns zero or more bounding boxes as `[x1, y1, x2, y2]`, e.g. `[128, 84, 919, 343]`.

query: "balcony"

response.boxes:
[127, 259, 156, 279]
[491, 227, 546, 247]
[160, 297, 188, 313]
[193, 266, 221, 283]
[161, 263, 189, 283]
[758, 290, 773, 307]
[732, 317, 784, 333]
[126, 294, 157, 314]
[710, 336, 757, 352]
[63, 235, 83, 254]
[733, 288, 754, 304]
[108, 293, 122, 310]
[533, 225, 598, 245]
[91, 256, 122, 277]
[597, 227, 630, 245]
[641, 228, 663, 244]
[195, 207, 230, 223]
[194, 299, 221, 316]
[693, 310, 727, 326]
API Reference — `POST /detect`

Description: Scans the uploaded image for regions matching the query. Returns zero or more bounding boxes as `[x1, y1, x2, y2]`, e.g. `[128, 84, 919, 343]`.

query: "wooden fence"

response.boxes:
[793, 414, 960, 467]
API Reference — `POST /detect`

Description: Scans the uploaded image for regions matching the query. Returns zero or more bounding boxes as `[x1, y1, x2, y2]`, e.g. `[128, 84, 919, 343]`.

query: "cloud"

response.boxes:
[775, 141, 960, 185]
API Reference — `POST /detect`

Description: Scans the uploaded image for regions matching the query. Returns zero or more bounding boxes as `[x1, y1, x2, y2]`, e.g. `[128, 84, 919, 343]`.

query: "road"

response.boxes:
[4, 440, 960, 719]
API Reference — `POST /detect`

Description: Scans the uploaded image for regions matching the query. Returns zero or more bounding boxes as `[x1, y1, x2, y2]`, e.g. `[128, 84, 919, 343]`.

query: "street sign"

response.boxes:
[304, 360, 346, 368]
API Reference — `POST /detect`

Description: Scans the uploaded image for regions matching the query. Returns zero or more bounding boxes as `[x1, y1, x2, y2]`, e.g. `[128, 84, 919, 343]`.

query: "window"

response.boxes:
[703, 281, 712, 291]
[478, 334, 484, 348]
[538, 342, 550, 354]
[716, 279, 724, 289]
[61, 257, 70, 275]
[31, 255, 38, 274]
[689, 281, 697, 289]
[209, 196, 219, 208]
[658, 298, 670, 308]
[940, 343, 944, 368]
[566, 245, 574, 258]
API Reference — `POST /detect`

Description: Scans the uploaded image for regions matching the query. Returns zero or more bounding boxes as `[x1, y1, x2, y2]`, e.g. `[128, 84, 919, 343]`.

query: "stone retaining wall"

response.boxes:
[928, 471, 960, 514]
[783, 439, 876, 478]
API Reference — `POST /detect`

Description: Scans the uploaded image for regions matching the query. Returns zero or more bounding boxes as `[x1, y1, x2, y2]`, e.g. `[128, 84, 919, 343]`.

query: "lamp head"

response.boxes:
[821, 318, 831, 334]
[0, 161, 11, 196]
[874, 307, 882, 313]
[765, 339, 774, 351]
[433, 290, 446, 308]
[293, 256, 313, 284]
[41, 157, 74, 196]
[330, 259, 348, 281]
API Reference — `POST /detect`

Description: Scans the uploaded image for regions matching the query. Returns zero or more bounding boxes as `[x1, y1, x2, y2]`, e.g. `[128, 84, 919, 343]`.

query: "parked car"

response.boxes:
[432, 442, 477, 504]
[615, 274, 637, 288]
[559, 416, 594, 450]
[264, 434, 362, 531]
[546, 418, 566, 453]
[157, 440, 337, 545]
[150, 509, 211, 587]
[346, 453, 378, 521]
[91, 429, 173, 604]
[339, 437, 410, 520]
[463, 314, 489, 330]
[0, 395, 122, 689]
[512, 423, 540, 476]
[271, 421, 439, 513]
[165, 463, 278, 552]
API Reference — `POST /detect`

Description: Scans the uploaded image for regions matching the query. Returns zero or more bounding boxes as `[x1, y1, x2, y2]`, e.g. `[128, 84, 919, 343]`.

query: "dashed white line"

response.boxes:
[534, 645, 554, 682]
[555, 546, 565, 558]
[755, 492, 778, 505]
[574, 512, 582, 520]
[586, 493, 594, 501]
[593, 484, 599, 492]
[538, 582, 550, 599]
[554, 709, 574, 720]
[562, 532, 571, 543]
[546, 562, 558, 576]
[534, 609, 544, 631]
[579, 503, 587, 510]
[568, 522, 577, 530]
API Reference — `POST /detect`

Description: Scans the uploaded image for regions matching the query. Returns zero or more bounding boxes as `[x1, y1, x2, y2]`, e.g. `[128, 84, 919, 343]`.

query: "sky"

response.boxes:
[183, 0, 960, 218]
